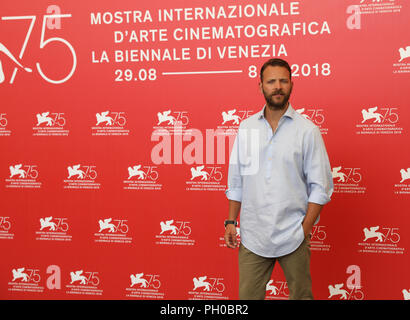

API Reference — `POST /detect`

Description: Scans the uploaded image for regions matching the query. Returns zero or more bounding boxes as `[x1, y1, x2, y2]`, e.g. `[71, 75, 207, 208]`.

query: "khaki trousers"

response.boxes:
[238, 236, 313, 300]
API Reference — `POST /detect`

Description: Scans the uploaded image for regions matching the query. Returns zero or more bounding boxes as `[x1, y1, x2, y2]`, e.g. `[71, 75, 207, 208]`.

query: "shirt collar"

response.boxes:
[257, 103, 295, 120]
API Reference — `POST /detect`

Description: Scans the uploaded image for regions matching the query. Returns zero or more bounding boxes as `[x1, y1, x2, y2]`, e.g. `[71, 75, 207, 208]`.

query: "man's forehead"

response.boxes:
[263, 66, 290, 75]
[262, 66, 291, 79]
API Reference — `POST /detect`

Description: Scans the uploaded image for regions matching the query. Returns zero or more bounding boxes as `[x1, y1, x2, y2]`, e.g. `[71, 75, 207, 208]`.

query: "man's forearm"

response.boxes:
[302, 202, 323, 236]
[228, 200, 241, 221]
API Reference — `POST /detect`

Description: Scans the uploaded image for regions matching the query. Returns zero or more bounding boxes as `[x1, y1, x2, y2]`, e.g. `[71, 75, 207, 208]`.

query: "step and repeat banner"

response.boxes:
[0, 0, 409, 300]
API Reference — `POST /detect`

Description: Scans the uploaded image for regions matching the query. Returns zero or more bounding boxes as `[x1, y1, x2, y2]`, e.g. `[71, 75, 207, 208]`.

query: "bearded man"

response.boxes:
[224, 58, 333, 300]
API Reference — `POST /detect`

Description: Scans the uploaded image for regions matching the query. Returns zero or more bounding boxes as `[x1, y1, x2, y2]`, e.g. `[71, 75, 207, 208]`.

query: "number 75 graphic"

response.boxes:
[1, 14, 76, 84]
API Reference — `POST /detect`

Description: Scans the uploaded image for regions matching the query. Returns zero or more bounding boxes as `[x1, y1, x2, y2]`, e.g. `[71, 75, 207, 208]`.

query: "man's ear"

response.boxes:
[259, 81, 263, 93]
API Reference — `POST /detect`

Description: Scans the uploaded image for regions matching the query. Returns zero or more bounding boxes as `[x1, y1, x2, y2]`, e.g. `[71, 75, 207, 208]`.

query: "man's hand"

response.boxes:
[224, 224, 238, 249]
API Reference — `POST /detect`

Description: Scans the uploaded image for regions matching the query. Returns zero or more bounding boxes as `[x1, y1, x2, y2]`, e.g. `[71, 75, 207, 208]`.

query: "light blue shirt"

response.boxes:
[225, 104, 333, 258]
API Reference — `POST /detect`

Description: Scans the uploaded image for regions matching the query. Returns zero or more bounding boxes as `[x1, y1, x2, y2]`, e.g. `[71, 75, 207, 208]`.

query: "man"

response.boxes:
[224, 58, 333, 300]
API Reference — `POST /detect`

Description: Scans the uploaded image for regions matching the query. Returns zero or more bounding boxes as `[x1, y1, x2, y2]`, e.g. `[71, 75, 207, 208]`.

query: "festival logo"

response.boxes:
[5, 164, 42, 188]
[36, 216, 72, 242]
[152, 109, 190, 136]
[33, 111, 69, 136]
[185, 166, 226, 191]
[91, 110, 130, 136]
[328, 265, 364, 300]
[394, 167, 410, 194]
[0, 112, 11, 136]
[358, 225, 405, 255]
[63, 164, 101, 189]
[8, 266, 44, 293]
[331, 166, 366, 194]
[0, 216, 13, 240]
[0, 10, 76, 85]
[187, 275, 228, 300]
[295, 107, 328, 135]
[393, 45, 410, 74]
[125, 272, 165, 299]
[155, 219, 195, 246]
[265, 278, 289, 300]
[328, 283, 363, 300]
[216, 108, 253, 133]
[403, 289, 410, 300]
[123, 164, 162, 191]
[65, 269, 103, 296]
[356, 106, 403, 135]
[94, 217, 133, 244]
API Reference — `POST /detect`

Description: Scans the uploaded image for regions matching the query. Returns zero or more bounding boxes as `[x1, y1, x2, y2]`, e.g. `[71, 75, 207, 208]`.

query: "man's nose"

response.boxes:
[273, 80, 282, 90]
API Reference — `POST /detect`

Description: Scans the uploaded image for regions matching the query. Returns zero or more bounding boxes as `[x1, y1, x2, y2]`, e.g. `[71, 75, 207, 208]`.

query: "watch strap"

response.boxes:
[224, 220, 237, 227]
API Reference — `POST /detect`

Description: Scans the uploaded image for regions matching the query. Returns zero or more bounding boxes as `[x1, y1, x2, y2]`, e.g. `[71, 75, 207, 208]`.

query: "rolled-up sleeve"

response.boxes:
[225, 131, 243, 202]
[303, 126, 333, 205]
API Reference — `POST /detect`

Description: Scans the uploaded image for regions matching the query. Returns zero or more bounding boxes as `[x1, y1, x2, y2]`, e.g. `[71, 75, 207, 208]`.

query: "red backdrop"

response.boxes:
[1, 0, 409, 300]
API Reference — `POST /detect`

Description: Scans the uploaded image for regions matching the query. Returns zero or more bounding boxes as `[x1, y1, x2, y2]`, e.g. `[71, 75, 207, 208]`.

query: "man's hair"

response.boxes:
[260, 58, 292, 81]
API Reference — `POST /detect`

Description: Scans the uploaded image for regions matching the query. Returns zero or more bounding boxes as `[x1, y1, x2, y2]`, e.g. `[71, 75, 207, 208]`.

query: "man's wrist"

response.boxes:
[224, 220, 237, 228]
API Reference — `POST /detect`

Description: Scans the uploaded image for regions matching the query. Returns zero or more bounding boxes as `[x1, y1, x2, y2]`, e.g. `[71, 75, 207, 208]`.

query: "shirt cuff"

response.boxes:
[308, 192, 331, 205]
[225, 188, 242, 202]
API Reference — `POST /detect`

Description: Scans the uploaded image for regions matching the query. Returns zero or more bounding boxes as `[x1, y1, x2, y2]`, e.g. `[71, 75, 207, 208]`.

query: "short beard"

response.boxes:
[263, 87, 292, 110]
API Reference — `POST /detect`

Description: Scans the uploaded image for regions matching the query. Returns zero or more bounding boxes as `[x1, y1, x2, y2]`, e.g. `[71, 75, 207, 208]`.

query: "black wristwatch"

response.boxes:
[224, 220, 237, 228]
